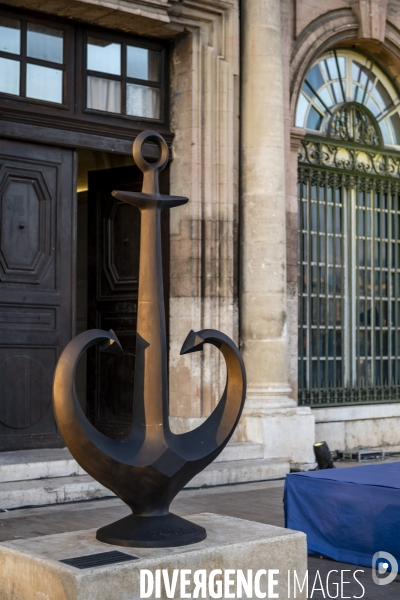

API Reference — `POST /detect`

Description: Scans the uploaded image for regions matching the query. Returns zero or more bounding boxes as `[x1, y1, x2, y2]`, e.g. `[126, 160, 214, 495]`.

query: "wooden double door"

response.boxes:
[0, 140, 169, 451]
[86, 165, 169, 439]
[0, 139, 75, 451]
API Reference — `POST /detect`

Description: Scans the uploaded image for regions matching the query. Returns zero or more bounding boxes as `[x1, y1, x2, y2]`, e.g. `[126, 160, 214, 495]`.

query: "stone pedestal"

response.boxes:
[240, 0, 315, 468]
[0, 514, 307, 600]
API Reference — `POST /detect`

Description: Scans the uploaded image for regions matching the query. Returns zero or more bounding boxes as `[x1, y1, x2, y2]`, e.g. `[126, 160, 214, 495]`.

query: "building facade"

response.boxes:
[0, 0, 400, 479]
[284, 0, 400, 458]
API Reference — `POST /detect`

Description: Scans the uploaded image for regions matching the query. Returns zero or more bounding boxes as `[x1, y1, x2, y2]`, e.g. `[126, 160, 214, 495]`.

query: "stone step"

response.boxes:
[0, 448, 85, 484]
[213, 442, 263, 463]
[0, 458, 289, 510]
[0, 443, 263, 484]
[186, 458, 290, 488]
[0, 475, 113, 510]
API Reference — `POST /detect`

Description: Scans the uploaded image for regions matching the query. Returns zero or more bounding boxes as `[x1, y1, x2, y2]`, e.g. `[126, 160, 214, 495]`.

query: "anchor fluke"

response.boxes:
[100, 330, 123, 354]
[180, 330, 205, 355]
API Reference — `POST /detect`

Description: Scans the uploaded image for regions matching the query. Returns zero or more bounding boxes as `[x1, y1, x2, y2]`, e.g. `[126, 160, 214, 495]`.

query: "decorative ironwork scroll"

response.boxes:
[328, 103, 382, 147]
[53, 131, 247, 547]
[299, 138, 400, 180]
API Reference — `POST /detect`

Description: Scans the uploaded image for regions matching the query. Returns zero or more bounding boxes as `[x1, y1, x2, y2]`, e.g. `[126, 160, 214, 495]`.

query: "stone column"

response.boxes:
[240, 0, 315, 466]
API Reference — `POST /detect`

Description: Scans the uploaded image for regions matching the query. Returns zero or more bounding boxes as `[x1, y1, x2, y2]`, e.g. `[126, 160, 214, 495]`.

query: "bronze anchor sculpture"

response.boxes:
[53, 131, 246, 548]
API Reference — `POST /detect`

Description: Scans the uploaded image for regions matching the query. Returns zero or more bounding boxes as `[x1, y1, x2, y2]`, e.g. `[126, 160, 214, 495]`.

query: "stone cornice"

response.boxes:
[173, 0, 234, 13]
[290, 127, 305, 152]
[2, 0, 171, 22]
[0, 0, 237, 38]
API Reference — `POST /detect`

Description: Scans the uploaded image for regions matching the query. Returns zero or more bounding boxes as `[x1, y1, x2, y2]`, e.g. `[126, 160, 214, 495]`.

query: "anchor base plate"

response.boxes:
[96, 512, 207, 548]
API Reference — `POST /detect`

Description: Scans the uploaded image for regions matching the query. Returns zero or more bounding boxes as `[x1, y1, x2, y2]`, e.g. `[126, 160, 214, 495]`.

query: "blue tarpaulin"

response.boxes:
[284, 462, 400, 569]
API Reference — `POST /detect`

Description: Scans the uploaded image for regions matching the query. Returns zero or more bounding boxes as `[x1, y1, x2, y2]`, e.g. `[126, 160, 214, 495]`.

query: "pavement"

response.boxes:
[0, 467, 399, 599]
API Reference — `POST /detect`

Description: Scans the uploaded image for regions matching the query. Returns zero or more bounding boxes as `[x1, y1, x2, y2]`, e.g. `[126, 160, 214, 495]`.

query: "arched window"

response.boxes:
[295, 50, 400, 147]
[297, 50, 400, 407]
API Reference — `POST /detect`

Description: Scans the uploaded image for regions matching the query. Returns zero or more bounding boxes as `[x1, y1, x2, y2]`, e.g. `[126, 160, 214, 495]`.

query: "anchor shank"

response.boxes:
[134, 204, 168, 431]
[113, 130, 188, 444]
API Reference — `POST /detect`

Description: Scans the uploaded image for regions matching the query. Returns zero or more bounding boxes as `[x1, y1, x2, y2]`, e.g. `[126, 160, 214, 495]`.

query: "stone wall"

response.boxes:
[168, 1, 240, 425]
[314, 404, 400, 452]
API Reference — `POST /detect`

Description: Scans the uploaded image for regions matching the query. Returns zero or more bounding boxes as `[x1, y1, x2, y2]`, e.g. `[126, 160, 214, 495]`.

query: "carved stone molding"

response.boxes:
[0, 0, 173, 36]
[351, 0, 388, 41]
[290, 127, 305, 153]
[0, 0, 235, 37]
[167, 0, 239, 420]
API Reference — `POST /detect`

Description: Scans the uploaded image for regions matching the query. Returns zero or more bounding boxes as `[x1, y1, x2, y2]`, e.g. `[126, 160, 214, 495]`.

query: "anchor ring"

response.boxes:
[133, 130, 169, 174]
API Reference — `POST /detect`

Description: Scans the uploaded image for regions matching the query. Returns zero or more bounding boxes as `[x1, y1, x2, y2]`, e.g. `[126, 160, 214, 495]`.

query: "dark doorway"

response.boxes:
[0, 139, 76, 451]
[85, 164, 170, 438]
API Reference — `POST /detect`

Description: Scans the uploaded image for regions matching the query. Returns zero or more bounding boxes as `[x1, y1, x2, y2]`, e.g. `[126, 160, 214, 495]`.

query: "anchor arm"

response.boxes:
[167, 329, 246, 461]
[52, 329, 128, 484]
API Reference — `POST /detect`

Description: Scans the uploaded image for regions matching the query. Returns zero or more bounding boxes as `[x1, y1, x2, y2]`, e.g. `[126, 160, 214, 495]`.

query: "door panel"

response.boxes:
[87, 165, 169, 438]
[0, 139, 76, 451]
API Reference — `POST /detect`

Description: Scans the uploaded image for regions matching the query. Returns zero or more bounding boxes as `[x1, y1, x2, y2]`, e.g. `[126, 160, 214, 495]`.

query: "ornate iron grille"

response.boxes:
[298, 137, 400, 407]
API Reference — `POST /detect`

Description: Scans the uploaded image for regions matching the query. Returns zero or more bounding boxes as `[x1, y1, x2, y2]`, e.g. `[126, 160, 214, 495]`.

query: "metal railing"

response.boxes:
[298, 136, 400, 407]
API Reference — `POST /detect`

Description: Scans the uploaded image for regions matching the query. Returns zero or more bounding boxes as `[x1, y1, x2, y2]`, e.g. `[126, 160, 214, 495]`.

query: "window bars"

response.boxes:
[298, 138, 400, 407]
